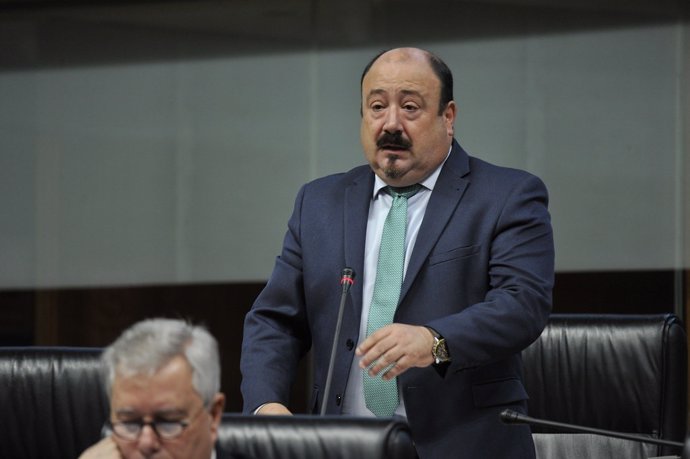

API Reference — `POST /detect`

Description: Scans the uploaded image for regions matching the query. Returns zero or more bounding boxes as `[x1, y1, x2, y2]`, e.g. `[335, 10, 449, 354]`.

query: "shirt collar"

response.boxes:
[372, 145, 452, 199]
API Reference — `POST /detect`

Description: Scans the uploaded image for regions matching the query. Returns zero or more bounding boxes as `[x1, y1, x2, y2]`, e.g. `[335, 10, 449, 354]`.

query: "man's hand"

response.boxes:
[78, 437, 122, 459]
[256, 402, 293, 415]
[356, 324, 435, 380]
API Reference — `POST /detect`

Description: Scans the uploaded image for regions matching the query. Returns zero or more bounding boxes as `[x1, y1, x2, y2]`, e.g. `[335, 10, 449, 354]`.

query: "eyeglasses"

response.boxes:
[109, 406, 207, 441]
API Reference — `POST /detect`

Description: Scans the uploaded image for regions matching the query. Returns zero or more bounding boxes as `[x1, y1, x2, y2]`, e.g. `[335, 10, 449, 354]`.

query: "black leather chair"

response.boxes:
[217, 414, 417, 459]
[0, 347, 108, 459]
[522, 314, 687, 459]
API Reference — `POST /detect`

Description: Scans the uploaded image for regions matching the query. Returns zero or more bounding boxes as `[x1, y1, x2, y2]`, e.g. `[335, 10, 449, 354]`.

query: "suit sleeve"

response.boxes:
[240, 185, 311, 413]
[426, 173, 554, 374]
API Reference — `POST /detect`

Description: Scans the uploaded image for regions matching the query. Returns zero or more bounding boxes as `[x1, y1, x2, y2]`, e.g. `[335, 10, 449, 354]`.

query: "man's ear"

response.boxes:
[444, 101, 457, 137]
[100, 422, 113, 438]
[209, 392, 226, 438]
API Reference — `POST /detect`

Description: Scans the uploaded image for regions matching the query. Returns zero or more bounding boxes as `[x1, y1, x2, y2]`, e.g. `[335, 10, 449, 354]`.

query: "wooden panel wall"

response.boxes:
[0, 269, 686, 413]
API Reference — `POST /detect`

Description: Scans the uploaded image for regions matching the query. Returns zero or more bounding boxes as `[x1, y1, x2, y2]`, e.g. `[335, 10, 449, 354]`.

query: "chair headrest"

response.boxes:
[217, 414, 417, 459]
[0, 347, 108, 459]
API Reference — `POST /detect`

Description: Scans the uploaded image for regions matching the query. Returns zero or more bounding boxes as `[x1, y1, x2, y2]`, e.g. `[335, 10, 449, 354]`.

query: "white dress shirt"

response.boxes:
[341, 149, 450, 417]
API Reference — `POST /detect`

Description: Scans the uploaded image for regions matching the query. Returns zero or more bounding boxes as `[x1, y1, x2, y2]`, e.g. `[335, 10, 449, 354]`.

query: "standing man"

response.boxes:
[241, 47, 554, 459]
[79, 318, 231, 459]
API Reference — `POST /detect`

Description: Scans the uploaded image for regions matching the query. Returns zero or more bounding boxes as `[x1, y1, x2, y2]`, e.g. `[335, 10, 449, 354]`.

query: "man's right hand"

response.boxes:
[256, 402, 292, 415]
[78, 437, 122, 459]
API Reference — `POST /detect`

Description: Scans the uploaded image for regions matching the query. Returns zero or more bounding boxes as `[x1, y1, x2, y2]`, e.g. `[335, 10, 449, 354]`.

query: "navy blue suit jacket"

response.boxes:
[241, 141, 554, 459]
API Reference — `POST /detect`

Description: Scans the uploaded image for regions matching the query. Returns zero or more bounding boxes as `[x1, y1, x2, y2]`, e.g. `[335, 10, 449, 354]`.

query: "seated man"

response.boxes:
[79, 318, 234, 459]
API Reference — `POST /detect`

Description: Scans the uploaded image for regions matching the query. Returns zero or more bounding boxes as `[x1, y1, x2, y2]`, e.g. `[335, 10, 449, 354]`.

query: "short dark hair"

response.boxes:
[360, 49, 454, 116]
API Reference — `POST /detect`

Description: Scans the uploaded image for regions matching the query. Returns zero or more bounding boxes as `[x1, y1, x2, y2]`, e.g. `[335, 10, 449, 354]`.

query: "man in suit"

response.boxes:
[79, 318, 236, 459]
[240, 47, 554, 459]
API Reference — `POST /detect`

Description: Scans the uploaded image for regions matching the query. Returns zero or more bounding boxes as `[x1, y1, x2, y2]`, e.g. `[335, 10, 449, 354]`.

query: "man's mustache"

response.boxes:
[376, 132, 412, 150]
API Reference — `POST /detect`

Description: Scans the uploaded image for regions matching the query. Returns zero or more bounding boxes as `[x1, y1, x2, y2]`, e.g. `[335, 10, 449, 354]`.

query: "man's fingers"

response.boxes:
[359, 336, 396, 370]
[257, 402, 293, 415]
[356, 327, 390, 357]
[381, 355, 412, 380]
[366, 347, 403, 376]
[357, 324, 435, 378]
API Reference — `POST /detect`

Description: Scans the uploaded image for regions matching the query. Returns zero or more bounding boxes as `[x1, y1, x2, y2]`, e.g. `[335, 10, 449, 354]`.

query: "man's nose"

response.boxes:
[383, 107, 402, 133]
[137, 424, 161, 454]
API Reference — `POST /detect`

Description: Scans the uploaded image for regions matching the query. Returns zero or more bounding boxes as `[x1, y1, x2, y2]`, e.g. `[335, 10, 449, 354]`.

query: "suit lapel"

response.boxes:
[343, 168, 374, 318]
[400, 142, 471, 302]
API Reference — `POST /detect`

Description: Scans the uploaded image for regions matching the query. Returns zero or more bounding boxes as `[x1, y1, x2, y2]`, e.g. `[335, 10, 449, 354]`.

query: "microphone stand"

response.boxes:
[500, 409, 683, 449]
[320, 268, 355, 416]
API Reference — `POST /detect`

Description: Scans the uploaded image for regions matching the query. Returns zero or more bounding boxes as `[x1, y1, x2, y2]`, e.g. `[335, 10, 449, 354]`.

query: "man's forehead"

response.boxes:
[365, 54, 436, 84]
[362, 65, 440, 100]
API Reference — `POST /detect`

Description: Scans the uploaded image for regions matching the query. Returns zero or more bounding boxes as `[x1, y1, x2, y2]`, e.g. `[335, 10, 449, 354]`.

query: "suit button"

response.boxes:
[346, 339, 354, 350]
[335, 394, 342, 406]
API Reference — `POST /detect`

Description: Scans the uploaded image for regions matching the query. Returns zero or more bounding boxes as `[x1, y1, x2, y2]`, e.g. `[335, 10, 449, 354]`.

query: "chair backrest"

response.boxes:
[0, 346, 109, 459]
[522, 313, 687, 459]
[217, 414, 418, 459]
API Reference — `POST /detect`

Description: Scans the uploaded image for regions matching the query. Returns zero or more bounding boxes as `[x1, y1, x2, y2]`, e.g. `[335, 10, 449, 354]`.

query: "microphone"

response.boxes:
[320, 267, 356, 416]
[500, 409, 684, 449]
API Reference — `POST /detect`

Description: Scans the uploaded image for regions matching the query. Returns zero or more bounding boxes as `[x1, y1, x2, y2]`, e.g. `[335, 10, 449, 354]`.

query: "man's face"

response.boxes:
[360, 48, 456, 187]
[110, 355, 224, 459]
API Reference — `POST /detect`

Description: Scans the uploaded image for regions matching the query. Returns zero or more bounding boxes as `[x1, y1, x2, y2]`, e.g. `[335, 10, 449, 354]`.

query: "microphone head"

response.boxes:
[340, 268, 355, 290]
[500, 409, 521, 424]
[341, 267, 355, 280]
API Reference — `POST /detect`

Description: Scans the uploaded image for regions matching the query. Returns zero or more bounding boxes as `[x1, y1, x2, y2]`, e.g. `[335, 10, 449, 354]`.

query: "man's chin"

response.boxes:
[380, 156, 411, 179]
[383, 167, 403, 180]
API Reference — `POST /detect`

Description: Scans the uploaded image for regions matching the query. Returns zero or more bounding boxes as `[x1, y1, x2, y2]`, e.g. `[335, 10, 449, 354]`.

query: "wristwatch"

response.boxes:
[427, 327, 451, 365]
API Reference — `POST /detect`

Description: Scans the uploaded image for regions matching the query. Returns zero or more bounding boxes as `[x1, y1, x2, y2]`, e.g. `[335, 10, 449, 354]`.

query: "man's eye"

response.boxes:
[371, 103, 384, 111]
[121, 422, 141, 433]
[156, 422, 181, 433]
[155, 421, 186, 438]
[403, 104, 418, 111]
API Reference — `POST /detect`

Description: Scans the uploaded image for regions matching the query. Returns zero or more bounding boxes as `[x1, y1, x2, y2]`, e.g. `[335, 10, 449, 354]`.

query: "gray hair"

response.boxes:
[102, 318, 221, 406]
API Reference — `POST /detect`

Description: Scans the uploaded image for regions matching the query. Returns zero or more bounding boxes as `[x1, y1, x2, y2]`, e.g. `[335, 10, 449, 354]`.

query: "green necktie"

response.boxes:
[364, 184, 421, 417]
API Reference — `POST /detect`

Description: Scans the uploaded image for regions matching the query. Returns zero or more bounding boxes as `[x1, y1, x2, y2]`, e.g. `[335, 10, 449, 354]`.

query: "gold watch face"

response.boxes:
[433, 337, 450, 362]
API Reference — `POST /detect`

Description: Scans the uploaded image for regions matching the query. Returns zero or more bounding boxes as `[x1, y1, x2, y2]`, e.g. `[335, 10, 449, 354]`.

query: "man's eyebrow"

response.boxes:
[114, 408, 187, 418]
[399, 89, 422, 97]
[366, 88, 423, 99]
[153, 409, 187, 418]
[366, 88, 387, 99]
